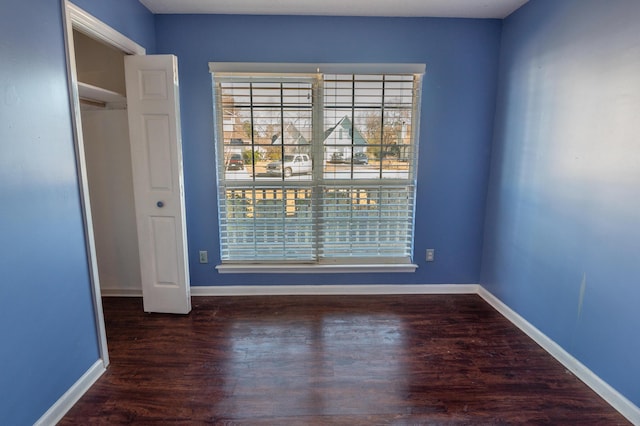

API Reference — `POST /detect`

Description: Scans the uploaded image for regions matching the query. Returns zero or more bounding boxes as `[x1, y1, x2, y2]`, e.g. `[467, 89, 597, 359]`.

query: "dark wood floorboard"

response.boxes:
[60, 294, 629, 425]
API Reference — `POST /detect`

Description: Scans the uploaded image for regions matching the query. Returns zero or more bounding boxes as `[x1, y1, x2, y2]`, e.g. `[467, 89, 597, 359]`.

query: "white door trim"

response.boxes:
[61, 0, 147, 367]
[66, 1, 145, 56]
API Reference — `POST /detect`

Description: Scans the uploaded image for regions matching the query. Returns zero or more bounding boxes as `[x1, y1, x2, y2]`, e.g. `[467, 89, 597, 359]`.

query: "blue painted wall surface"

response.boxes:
[155, 15, 502, 286]
[0, 1, 97, 424]
[0, 1, 156, 424]
[482, 0, 640, 406]
[70, 0, 156, 52]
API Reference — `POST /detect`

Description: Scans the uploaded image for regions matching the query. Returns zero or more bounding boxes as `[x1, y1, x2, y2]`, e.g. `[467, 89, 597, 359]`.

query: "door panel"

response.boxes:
[150, 216, 180, 286]
[144, 115, 173, 190]
[125, 54, 191, 314]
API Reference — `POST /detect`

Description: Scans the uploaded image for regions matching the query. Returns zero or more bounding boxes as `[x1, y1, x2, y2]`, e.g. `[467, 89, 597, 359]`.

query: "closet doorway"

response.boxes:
[74, 30, 142, 300]
[64, 2, 191, 366]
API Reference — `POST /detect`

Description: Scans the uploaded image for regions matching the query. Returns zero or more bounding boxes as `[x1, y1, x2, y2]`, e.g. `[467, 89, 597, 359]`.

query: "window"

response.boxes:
[210, 63, 424, 272]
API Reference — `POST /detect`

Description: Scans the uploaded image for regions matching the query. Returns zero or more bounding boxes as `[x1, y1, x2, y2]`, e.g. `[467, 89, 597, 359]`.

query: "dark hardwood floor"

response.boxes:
[60, 294, 629, 425]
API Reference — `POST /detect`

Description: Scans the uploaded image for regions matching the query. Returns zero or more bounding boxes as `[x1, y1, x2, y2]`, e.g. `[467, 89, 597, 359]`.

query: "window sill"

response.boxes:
[215, 263, 418, 274]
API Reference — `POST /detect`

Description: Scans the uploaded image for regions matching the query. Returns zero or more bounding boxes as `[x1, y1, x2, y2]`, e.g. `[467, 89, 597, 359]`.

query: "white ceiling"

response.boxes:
[139, 0, 529, 19]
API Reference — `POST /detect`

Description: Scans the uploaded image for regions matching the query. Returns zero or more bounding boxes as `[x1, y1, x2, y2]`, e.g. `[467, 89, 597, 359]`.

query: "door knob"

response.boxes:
[157, 201, 164, 208]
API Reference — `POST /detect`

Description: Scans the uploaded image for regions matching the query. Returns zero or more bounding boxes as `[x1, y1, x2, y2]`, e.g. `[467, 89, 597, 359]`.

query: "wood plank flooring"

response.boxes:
[60, 295, 629, 424]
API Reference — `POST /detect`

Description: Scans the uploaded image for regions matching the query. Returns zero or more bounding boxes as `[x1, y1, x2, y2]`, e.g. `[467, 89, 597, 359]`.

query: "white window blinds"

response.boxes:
[211, 64, 424, 265]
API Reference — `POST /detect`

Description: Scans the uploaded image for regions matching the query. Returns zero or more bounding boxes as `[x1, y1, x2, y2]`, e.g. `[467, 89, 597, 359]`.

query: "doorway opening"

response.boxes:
[74, 30, 143, 299]
[63, 1, 147, 365]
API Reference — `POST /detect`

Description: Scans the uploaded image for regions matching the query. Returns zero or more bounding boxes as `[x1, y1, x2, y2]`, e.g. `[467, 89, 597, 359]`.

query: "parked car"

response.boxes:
[226, 153, 244, 170]
[353, 152, 369, 165]
[329, 152, 348, 163]
[266, 154, 312, 177]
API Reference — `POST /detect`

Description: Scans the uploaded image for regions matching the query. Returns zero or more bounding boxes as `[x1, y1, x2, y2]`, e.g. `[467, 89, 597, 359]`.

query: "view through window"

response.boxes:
[211, 64, 424, 265]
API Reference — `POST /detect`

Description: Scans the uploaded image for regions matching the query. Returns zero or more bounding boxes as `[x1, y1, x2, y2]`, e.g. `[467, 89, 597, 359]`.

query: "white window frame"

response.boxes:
[210, 63, 425, 274]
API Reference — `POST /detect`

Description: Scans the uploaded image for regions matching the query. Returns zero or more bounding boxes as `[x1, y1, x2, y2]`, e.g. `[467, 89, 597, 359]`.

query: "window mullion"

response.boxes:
[350, 74, 356, 180]
[311, 75, 324, 262]
[379, 78, 386, 180]
[249, 82, 256, 181]
[248, 187, 256, 259]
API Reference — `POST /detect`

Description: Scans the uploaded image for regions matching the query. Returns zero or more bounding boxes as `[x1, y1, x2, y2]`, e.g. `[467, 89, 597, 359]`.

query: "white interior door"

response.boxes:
[125, 54, 191, 314]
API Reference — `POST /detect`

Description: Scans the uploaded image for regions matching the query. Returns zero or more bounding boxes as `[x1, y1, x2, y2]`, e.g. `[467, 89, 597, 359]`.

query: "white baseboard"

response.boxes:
[477, 287, 640, 425]
[34, 359, 105, 426]
[101, 288, 143, 297]
[190, 283, 480, 296]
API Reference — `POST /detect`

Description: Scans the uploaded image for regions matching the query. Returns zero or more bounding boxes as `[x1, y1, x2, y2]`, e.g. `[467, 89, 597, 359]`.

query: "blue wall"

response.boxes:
[0, 1, 155, 424]
[0, 1, 97, 424]
[482, 0, 640, 407]
[155, 15, 502, 286]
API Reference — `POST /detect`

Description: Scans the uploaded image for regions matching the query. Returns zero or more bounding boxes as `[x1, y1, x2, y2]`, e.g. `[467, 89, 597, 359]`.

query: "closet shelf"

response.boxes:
[78, 82, 126, 104]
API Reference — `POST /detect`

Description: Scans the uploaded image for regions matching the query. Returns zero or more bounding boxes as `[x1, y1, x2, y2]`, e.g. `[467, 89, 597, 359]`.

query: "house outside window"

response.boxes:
[210, 63, 424, 272]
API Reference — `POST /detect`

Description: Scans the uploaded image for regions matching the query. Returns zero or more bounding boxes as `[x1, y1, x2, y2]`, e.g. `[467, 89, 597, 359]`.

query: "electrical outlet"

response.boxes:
[199, 250, 209, 264]
[426, 249, 435, 262]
